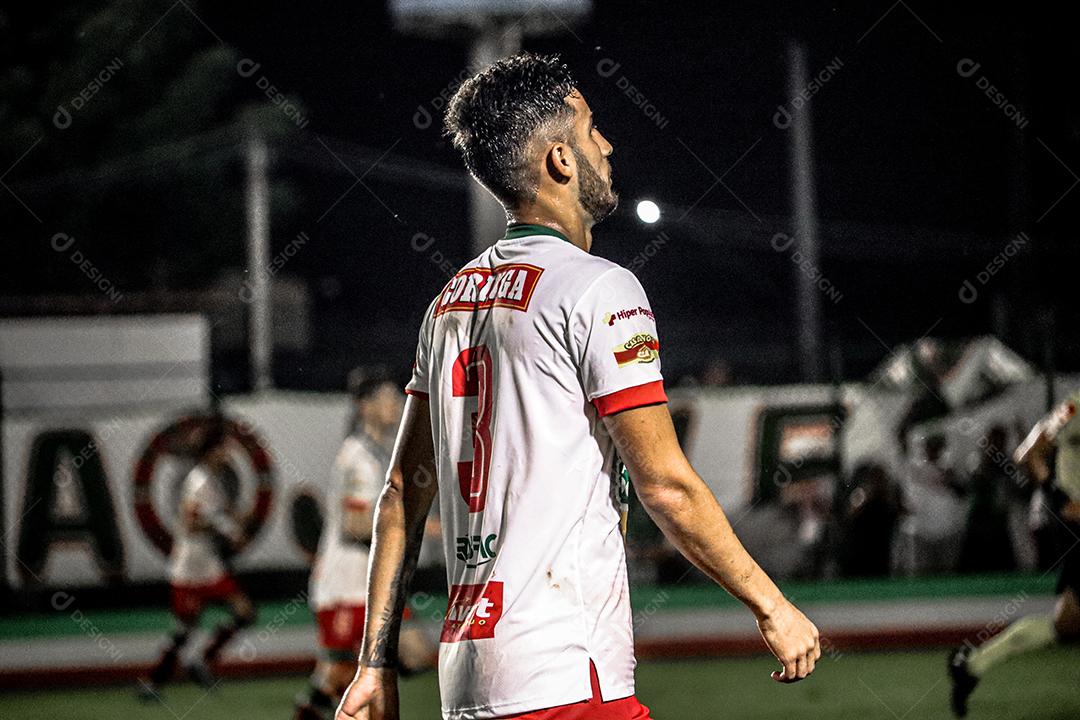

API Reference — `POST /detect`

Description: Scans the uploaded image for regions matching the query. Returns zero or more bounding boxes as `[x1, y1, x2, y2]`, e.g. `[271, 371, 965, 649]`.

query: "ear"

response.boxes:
[544, 141, 575, 185]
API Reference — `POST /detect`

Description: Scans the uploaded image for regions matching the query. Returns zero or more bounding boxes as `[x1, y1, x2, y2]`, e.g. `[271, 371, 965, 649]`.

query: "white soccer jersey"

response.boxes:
[169, 465, 240, 586]
[406, 224, 667, 719]
[310, 433, 388, 609]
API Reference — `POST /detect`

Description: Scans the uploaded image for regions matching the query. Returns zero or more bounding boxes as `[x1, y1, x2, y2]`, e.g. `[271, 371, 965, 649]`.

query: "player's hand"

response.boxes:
[336, 666, 399, 720]
[756, 598, 820, 683]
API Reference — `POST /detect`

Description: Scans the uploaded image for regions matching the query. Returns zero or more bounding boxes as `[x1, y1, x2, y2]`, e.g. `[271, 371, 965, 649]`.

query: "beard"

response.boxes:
[571, 144, 618, 224]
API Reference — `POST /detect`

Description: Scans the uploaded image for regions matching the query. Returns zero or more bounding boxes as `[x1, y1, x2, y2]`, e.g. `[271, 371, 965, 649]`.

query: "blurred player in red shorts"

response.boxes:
[293, 369, 434, 720]
[138, 420, 255, 699]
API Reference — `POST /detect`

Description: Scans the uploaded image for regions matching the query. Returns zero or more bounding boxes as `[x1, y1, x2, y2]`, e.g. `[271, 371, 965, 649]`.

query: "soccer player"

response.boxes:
[295, 369, 434, 719]
[138, 420, 255, 699]
[949, 394, 1080, 717]
[338, 53, 821, 720]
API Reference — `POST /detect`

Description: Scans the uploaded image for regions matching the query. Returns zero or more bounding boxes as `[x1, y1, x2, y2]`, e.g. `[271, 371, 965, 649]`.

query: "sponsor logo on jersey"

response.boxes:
[613, 333, 660, 367]
[441, 581, 504, 642]
[603, 305, 655, 326]
[456, 532, 498, 567]
[434, 263, 544, 316]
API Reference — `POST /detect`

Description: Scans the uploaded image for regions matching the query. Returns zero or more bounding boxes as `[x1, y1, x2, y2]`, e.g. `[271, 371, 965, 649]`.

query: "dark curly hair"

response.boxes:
[444, 52, 577, 207]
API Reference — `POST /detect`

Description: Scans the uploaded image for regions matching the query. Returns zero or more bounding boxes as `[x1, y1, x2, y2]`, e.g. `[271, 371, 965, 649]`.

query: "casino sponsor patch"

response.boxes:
[434, 263, 543, 316]
[441, 581, 504, 642]
[613, 332, 660, 367]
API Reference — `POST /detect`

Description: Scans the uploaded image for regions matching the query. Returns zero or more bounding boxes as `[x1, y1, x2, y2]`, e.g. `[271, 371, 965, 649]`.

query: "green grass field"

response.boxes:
[2, 648, 1078, 719]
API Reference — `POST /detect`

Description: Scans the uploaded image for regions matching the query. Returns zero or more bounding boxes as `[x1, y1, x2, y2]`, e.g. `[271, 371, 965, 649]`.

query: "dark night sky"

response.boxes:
[9, 1, 1080, 387]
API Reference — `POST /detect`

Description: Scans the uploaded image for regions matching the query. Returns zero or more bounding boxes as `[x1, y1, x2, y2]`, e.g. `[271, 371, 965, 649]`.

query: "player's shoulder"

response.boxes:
[541, 245, 642, 303]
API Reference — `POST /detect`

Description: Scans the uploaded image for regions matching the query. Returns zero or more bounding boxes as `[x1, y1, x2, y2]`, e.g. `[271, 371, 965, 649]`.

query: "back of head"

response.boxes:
[444, 52, 576, 208]
[347, 365, 394, 402]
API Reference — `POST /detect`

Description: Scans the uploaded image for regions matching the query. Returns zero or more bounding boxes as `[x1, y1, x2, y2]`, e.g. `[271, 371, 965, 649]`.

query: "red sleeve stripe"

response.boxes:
[405, 388, 429, 399]
[591, 380, 667, 417]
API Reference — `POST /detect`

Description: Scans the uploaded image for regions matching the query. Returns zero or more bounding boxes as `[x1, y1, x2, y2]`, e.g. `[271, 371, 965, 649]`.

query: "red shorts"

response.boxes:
[170, 575, 241, 623]
[316, 604, 366, 655]
[499, 662, 652, 719]
[316, 604, 412, 661]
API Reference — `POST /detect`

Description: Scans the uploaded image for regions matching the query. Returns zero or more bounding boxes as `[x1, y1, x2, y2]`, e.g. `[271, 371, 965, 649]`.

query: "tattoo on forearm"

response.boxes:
[361, 517, 426, 668]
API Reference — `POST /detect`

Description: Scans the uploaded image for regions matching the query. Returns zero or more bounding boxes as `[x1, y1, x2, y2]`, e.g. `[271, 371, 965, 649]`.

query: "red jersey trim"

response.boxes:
[591, 380, 667, 417]
[405, 388, 429, 399]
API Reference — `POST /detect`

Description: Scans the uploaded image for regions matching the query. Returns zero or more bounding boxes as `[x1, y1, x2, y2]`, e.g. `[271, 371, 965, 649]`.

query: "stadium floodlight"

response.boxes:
[636, 199, 661, 224]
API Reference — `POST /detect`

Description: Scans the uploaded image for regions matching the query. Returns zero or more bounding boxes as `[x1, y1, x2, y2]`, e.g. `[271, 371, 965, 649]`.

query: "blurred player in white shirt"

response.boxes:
[339, 53, 820, 720]
[139, 420, 255, 699]
[949, 394, 1080, 717]
[294, 369, 434, 720]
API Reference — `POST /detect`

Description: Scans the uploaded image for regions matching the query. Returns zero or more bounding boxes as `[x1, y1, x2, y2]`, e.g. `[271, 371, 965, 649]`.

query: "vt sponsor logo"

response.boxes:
[441, 581, 504, 643]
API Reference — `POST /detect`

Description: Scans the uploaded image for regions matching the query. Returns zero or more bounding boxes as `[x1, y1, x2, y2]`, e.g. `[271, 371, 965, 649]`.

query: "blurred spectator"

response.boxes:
[839, 463, 903, 577]
[780, 476, 834, 579]
[896, 434, 967, 575]
[699, 357, 734, 386]
[958, 425, 1017, 573]
[895, 342, 950, 456]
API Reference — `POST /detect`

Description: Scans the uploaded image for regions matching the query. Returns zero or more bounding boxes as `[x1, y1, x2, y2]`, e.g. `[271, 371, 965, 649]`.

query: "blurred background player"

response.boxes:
[949, 395, 1080, 717]
[138, 419, 255, 699]
[896, 434, 967, 576]
[293, 368, 434, 720]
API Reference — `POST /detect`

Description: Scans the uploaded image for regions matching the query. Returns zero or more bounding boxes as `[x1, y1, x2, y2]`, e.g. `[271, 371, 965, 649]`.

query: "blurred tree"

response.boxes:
[0, 1, 303, 295]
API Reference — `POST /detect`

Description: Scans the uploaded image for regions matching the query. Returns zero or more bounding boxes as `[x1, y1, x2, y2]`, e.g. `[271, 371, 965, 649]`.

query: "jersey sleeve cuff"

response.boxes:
[405, 388, 429, 399]
[591, 380, 667, 417]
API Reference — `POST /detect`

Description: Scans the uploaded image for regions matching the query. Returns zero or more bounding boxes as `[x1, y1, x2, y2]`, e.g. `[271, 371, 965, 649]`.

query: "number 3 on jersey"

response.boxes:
[452, 345, 493, 512]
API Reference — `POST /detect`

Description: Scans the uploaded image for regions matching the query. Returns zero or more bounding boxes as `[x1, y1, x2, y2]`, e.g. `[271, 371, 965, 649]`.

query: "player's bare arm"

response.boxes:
[1014, 419, 1053, 484]
[337, 395, 437, 720]
[604, 403, 821, 682]
[1015, 401, 1075, 485]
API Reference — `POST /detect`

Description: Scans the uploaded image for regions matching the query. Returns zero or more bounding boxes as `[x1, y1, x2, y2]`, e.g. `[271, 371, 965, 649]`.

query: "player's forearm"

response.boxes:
[1015, 428, 1052, 483]
[359, 472, 427, 668]
[358, 396, 438, 669]
[638, 479, 784, 619]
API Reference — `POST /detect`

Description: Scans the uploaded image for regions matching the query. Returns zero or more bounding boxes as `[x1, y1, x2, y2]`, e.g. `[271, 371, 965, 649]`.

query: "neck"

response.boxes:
[509, 199, 593, 252]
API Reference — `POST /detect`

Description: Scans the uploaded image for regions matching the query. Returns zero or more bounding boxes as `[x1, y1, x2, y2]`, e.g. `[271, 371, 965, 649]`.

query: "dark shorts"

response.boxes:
[1056, 520, 1080, 596]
